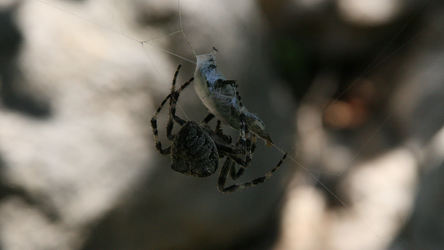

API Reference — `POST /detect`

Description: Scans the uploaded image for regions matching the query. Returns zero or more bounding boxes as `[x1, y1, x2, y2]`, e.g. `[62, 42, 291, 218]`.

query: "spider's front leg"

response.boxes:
[150, 64, 194, 156]
[167, 68, 194, 136]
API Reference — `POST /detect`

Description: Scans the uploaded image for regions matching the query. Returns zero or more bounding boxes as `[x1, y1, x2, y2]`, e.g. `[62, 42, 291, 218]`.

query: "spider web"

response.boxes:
[16, 0, 439, 249]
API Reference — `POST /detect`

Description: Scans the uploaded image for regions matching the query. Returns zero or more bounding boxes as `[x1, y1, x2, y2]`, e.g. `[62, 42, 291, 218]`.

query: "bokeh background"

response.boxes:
[0, 0, 443, 249]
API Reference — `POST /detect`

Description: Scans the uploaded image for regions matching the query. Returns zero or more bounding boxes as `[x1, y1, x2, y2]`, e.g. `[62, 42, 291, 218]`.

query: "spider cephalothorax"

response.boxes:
[151, 65, 287, 193]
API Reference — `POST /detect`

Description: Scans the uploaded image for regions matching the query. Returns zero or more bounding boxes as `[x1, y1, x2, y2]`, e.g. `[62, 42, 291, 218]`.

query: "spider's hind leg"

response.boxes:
[217, 153, 288, 193]
[217, 157, 237, 193]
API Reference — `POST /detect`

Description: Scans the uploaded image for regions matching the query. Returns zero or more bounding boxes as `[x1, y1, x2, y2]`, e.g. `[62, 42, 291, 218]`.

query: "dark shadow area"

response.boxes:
[0, 154, 60, 222]
[0, 5, 51, 118]
[391, 160, 444, 250]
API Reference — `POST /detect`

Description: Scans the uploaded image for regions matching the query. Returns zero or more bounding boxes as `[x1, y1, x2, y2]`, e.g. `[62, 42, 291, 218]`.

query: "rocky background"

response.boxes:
[0, 0, 443, 249]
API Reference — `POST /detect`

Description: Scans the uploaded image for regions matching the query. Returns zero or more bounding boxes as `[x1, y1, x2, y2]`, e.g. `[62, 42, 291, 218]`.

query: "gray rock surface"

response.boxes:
[0, 0, 294, 249]
[259, 0, 444, 249]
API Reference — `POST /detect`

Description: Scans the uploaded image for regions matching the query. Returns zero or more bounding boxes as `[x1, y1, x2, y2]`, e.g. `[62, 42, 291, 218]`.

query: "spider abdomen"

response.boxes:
[171, 121, 219, 178]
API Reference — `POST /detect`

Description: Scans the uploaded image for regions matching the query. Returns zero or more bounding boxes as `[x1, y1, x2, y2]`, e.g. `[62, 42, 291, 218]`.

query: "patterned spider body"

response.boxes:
[194, 48, 273, 146]
[170, 121, 218, 177]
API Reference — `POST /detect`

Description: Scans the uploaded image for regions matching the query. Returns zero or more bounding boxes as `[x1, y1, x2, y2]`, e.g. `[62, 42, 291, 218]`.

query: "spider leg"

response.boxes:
[244, 134, 256, 168]
[230, 165, 245, 180]
[217, 157, 237, 193]
[234, 115, 255, 171]
[201, 113, 215, 125]
[167, 66, 194, 137]
[170, 64, 182, 92]
[214, 120, 232, 144]
[150, 65, 193, 155]
[215, 119, 222, 131]
[214, 142, 244, 157]
[220, 134, 256, 181]
[151, 93, 172, 155]
[233, 85, 255, 165]
[217, 153, 288, 193]
[230, 135, 257, 180]
[238, 113, 247, 147]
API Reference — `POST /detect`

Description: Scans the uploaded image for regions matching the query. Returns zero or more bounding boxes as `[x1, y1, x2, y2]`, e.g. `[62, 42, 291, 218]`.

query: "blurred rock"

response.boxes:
[0, 0, 294, 249]
[258, 0, 444, 249]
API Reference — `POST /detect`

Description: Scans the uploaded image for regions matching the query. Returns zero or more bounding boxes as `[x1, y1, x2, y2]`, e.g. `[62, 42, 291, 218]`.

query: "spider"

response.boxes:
[150, 65, 287, 193]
